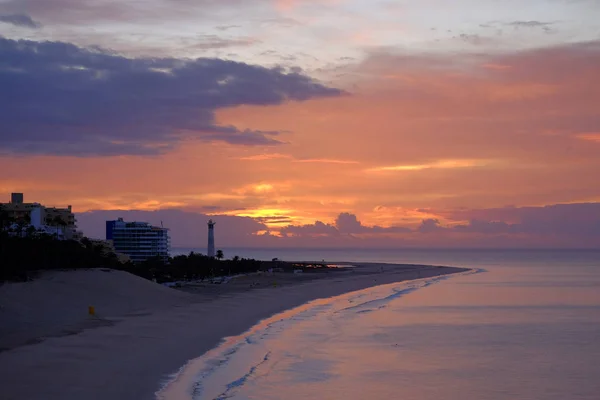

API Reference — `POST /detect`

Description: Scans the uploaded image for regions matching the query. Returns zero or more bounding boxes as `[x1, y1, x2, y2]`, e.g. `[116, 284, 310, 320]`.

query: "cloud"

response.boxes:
[279, 220, 340, 237]
[0, 0, 281, 27]
[239, 153, 292, 161]
[0, 38, 343, 156]
[0, 0, 192, 24]
[455, 33, 495, 46]
[188, 35, 260, 50]
[478, 20, 557, 35]
[576, 133, 600, 143]
[279, 204, 600, 247]
[206, 39, 600, 223]
[367, 159, 491, 172]
[215, 25, 242, 31]
[0, 13, 41, 28]
[428, 203, 600, 237]
[335, 212, 363, 233]
[293, 158, 359, 164]
[75, 203, 600, 248]
[280, 212, 411, 237]
[506, 20, 555, 32]
[239, 153, 358, 164]
[417, 218, 442, 233]
[345, 40, 600, 165]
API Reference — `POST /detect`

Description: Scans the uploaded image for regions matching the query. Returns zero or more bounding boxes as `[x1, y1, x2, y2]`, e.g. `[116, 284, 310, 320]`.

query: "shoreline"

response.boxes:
[0, 263, 468, 400]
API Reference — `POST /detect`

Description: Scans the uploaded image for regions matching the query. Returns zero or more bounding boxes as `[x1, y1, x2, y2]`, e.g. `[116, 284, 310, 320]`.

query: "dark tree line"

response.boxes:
[1, 234, 264, 283]
[1, 205, 123, 281]
[136, 252, 263, 283]
[0, 234, 124, 281]
[1, 205, 266, 283]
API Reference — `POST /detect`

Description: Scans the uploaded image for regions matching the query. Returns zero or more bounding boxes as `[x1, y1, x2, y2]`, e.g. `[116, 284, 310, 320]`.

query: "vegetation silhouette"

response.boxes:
[1, 205, 263, 283]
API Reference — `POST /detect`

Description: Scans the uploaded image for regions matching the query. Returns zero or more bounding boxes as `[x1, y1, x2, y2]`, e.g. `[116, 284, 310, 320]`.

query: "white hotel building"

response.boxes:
[106, 218, 170, 263]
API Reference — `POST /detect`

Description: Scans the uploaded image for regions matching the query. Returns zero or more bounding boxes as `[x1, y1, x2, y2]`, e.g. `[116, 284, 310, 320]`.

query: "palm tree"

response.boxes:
[52, 216, 66, 239]
[0, 205, 14, 234]
[26, 225, 37, 237]
[81, 237, 93, 250]
[15, 213, 31, 238]
[216, 249, 224, 261]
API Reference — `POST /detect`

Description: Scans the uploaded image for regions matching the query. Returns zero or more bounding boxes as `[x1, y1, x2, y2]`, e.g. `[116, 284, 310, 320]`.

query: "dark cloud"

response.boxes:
[0, 38, 343, 156]
[505, 20, 557, 34]
[194, 205, 224, 212]
[452, 219, 513, 235]
[0, 13, 41, 28]
[429, 203, 600, 237]
[281, 204, 600, 246]
[335, 212, 363, 233]
[215, 25, 242, 31]
[479, 20, 556, 32]
[281, 220, 340, 237]
[281, 212, 411, 237]
[188, 34, 259, 50]
[506, 21, 554, 28]
[417, 219, 442, 233]
[455, 33, 495, 46]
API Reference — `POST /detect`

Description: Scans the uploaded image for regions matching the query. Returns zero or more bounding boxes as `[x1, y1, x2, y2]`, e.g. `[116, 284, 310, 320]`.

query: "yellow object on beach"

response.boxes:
[88, 306, 95, 316]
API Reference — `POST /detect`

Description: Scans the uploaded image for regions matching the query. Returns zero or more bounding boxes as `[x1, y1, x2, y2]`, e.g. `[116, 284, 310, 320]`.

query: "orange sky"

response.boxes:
[1, 0, 600, 247]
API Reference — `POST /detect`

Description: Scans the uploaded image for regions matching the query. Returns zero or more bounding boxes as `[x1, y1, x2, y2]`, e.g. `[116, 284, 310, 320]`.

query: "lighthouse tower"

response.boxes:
[207, 219, 216, 257]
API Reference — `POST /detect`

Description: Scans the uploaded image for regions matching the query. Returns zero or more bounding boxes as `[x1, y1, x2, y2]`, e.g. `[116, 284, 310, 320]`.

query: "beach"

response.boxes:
[163, 253, 600, 400]
[0, 263, 466, 400]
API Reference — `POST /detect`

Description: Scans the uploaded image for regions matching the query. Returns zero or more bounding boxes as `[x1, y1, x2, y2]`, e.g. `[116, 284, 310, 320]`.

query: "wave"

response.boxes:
[157, 269, 476, 399]
[213, 352, 271, 400]
[335, 272, 475, 316]
[336, 286, 420, 314]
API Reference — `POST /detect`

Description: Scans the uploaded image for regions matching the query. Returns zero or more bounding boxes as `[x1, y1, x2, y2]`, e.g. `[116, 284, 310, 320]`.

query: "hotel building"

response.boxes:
[1, 192, 80, 239]
[106, 218, 170, 263]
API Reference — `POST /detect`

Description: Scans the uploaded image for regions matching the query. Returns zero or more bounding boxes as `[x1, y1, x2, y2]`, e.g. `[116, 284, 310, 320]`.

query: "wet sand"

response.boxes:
[0, 263, 467, 400]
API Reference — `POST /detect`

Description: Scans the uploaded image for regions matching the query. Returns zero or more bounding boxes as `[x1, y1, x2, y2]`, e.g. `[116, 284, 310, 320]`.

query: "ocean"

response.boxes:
[161, 249, 600, 399]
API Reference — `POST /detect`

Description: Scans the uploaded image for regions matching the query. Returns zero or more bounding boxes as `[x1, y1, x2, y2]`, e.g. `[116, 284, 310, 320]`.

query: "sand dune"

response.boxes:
[0, 264, 467, 400]
[0, 269, 193, 350]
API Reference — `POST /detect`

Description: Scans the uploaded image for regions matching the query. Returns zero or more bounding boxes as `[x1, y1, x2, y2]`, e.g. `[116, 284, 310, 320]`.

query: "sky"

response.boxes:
[1, 0, 600, 248]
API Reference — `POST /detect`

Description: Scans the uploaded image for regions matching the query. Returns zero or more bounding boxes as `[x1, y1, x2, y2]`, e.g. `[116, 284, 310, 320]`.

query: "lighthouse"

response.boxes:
[207, 219, 216, 257]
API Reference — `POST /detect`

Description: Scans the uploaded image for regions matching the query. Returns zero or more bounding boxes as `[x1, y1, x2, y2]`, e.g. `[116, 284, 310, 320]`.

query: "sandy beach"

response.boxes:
[0, 263, 467, 400]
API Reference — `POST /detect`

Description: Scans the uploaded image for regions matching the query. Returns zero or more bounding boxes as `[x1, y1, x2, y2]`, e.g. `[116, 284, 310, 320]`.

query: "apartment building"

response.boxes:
[106, 218, 170, 263]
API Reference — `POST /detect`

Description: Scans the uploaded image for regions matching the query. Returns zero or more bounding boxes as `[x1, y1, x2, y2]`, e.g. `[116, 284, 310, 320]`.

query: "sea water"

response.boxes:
[160, 250, 600, 400]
